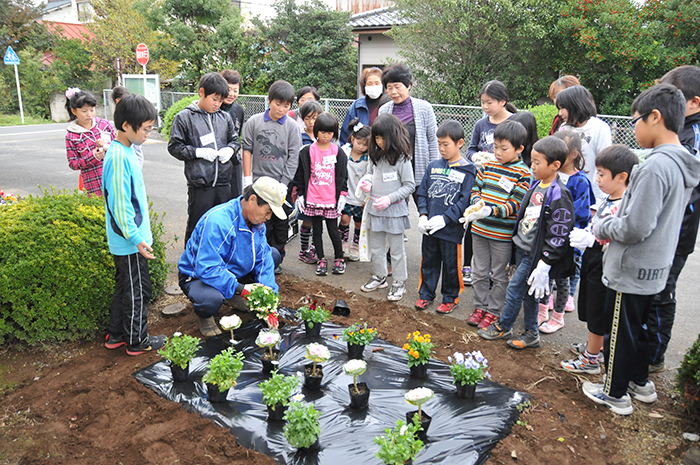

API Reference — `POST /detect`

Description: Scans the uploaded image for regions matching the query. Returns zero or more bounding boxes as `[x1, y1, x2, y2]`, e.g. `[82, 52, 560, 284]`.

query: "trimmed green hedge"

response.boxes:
[161, 95, 198, 142]
[524, 103, 558, 140]
[678, 333, 700, 416]
[0, 189, 170, 345]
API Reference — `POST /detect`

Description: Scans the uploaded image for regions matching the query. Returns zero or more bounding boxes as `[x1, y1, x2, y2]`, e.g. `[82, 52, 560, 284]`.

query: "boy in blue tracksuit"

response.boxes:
[102, 94, 164, 356]
[415, 120, 477, 314]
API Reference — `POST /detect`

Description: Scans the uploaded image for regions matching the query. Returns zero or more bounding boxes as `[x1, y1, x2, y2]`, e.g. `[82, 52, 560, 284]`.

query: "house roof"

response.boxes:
[349, 6, 405, 30]
[44, 0, 72, 13]
[37, 20, 93, 41]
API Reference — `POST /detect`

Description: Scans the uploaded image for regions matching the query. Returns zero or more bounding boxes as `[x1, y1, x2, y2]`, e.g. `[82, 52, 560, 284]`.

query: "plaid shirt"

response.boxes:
[65, 117, 116, 197]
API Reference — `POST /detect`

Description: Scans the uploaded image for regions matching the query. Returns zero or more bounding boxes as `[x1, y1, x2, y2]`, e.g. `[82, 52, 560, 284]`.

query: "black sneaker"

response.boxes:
[126, 335, 166, 356]
[316, 258, 328, 276]
[104, 333, 126, 350]
[332, 258, 346, 274]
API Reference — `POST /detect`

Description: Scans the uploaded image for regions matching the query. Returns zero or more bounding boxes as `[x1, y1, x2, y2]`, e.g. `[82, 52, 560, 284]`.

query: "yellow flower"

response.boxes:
[406, 334, 411, 340]
[416, 336, 424, 343]
[360, 329, 365, 334]
[424, 334, 431, 339]
[413, 331, 420, 337]
[349, 332, 354, 336]
[403, 343, 410, 350]
[412, 352, 420, 359]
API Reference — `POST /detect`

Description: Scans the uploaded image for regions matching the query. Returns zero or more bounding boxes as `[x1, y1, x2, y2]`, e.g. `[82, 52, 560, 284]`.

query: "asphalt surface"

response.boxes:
[1, 122, 698, 372]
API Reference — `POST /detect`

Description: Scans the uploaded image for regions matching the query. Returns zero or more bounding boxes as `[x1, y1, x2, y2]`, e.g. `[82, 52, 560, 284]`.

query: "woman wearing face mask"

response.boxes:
[339, 67, 388, 145]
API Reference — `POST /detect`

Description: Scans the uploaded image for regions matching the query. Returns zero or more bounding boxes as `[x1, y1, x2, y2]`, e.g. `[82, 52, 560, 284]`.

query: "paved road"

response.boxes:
[1, 122, 697, 372]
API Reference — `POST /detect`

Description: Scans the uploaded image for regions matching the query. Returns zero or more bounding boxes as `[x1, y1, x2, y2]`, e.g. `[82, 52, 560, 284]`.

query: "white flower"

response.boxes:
[405, 387, 434, 406]
[399, 425, 408, 435]
[342, 359, 367, 377]
[220, 315, 242, 330]
[305, 343, 331, 363]
[453, 352, 465, 365]
[256, 330, 281, 348]
[173, 332, 182, 337]
[293, 394, 305, 402]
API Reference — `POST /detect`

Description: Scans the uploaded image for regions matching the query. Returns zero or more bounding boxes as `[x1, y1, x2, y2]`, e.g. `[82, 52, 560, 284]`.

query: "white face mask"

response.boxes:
[365, 85, 383, 100]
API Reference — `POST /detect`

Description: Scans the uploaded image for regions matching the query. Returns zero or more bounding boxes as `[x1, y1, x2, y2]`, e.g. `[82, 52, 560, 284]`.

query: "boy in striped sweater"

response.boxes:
[462, 120, 531, 329]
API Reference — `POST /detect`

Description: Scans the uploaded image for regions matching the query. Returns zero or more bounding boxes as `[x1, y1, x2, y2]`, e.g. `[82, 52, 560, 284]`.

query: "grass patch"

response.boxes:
[0, 114, 54, 126]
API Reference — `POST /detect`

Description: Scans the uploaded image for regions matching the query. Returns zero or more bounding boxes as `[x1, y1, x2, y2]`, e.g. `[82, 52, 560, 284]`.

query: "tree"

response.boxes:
[1, 0, 52, 52]
[0, 47, 58, 118]
[51, 37, 106, 90]
[255, 0, 357, 98]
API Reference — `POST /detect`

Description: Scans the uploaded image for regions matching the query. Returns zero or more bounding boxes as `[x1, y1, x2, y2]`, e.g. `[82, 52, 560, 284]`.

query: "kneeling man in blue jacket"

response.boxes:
[179, 177, 286, 336]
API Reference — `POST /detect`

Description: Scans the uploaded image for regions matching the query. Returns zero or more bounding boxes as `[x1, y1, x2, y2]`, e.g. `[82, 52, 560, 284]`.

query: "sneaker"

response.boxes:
[415, 299, 432, 311]
[436, 302, 456, 314]
[104, 333, 126, 350]
[198, 316, 223, 337]
[126, 334, 166, 356]
[467, 308, 486, 326]
[478, 322, 513, 341]
[347, 242, 360, 261]
[316, 258, 328, 276]
[332, 258, 346, 274]
[571, 342, 605, 364]
[387, 281, 406, 301]
[539, 311, 565, 334]
[561, 353, 601, 374]
[649, 362, 666, 373]
[565, 295, 576, 312]
[507, 330, 541, 349]
[478, 312, 498, 330]
[537, 304, 550, 326]
[274, 265, 283, 275]
[462, 266, 473, 286]
[582, 382, 634, 415]
[361, 275, 388, 292]
[627, 380, 657, 403]
[299, 248, 318, 264]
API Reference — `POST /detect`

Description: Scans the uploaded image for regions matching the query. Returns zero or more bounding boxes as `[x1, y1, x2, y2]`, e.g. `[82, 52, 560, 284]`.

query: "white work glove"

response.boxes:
[360, 181, 372, 193]
[195, 147, 218, 162]
[459, 200, 485, 227]
[427, 215, 447, 235]
[527, 260, 552, 300]
[373, 195, 391, 211]
[243, 176, 253, 189]
[569, 228, 596, 250]
[471, 151, 496, 169]
[417, 215, 430, 235]
[337, 195, 347, 214]
[295, 195, 305, 214]
[218, 147, 234, 164]
[466, 206, 492, 224]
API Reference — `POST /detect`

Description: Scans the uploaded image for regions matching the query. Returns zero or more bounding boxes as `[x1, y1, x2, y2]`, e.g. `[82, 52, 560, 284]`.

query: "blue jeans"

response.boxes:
[499, 246, 539, 334]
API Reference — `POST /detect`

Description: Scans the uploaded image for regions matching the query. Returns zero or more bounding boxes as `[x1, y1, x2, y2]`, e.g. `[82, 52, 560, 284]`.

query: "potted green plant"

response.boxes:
[246, 284, 280, 329]
[343, 359, 370, 409]
[259, 369, 300, 421]
[202, 347, 244, 403]
[339, 322, 378, 359]
[304, 343, 330, 390]
[220, 314, 242, 345]
[374, 416, 424, 465]
[158, 332, 201, 382]
[256, 329, 282, 373]
[283, 401, 321, 451]
[404, 387, 434, 442]
[402, 331, 435, 379]
[448, 350, 491, 400]
[298, 300, 330, 338]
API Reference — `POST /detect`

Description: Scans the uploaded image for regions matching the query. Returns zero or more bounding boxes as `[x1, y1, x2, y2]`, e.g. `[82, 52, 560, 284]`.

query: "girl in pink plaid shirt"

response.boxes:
[64, 88, 116, 197]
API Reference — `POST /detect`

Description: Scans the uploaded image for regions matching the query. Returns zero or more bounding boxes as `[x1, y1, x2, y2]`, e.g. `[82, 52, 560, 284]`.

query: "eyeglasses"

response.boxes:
[140, 126, 153, 134]
[629, 112, 650, 129]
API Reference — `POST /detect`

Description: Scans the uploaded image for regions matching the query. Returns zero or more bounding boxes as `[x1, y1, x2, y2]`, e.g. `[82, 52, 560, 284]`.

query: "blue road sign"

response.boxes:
[4, 46, 20, 65]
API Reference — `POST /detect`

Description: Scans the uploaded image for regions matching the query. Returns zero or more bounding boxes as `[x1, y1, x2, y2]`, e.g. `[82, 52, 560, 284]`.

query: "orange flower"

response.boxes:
[333, 335, 338, 339]
[360, 329, 365, 334]
[412, 351, 420, 359]
[416, 336, 424, 343]
[403, 343, 410, 350]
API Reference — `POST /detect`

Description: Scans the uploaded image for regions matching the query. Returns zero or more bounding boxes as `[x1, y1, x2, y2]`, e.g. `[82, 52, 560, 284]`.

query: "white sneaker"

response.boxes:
[627, 380, 657, 403]
[582, 382, 633, 416]
[361, 275, 388, 292]
[387, 281, 406, 301]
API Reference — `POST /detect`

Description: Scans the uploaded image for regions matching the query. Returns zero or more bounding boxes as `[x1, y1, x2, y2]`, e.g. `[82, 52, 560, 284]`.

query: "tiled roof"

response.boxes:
[37, 20, 93, 41]
[349, 6, 405, 30]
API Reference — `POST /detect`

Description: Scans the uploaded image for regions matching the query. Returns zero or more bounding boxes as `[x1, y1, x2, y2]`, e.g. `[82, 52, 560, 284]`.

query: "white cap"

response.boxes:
[252, 177, 287, 220]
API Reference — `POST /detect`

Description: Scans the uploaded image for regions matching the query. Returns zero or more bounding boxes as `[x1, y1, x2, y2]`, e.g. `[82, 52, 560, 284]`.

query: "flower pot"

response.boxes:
[261, 349, 281, 374]
[406, 410, 432, 442]
[170, 362, 190, 382]
[304, 321, 322, 338]
[206, 382, 230, 403]
[456, 381, 477, 400]
[409, 363, 428, 379]
[298, 438, 320, 452]
[347, 342, 364, 360]
[332, 299, 350, 317]
[348, 382, 370, 409]
[266, 403, 288, 421]
[304, 363, 324, 390]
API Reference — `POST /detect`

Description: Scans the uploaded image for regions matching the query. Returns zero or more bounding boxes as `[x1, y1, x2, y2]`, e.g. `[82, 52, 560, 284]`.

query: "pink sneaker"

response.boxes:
[537, 304, 549, 326]
[565, 295, 575, 312]
[539, 311, 565, 334]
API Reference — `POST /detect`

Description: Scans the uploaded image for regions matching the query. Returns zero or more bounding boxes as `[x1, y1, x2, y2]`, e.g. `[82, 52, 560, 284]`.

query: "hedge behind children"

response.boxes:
[102, 94, 165, 355]
[168, 73, 241, 244]
[415, 120, 476, 314]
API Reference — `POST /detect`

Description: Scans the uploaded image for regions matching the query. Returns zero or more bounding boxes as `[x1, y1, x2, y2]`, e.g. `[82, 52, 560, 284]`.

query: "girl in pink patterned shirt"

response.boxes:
[293, 112, 349, 276]
[64, 88, 116, 197]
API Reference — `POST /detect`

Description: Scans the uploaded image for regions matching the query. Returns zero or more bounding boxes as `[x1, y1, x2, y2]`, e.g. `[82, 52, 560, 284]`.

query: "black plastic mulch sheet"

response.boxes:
[134, 308, 529, 464]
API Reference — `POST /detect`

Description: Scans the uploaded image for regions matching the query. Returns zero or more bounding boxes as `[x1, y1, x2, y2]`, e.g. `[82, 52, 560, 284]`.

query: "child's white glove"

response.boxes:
[337, 196, 347, 214]
[459, 200, 486, 227]
[243, 176, 253, 188]
[466, 206, 492, 224]
[527, 260, 552, 300]
[295, 195, 305, 214]
[218, 147, 234, 163]
[569, 228, 596, 250]
[360, 179, 372, 193]
[427, 215, 446, 235]
[373, 196, 391, 211]
[417, 215, 430, 235]
[471, 151, 496, 169]
[195, 147, 218, 162]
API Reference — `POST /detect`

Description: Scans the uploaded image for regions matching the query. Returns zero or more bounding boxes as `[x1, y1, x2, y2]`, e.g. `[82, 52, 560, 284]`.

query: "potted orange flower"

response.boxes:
[402, 331, 435, 379]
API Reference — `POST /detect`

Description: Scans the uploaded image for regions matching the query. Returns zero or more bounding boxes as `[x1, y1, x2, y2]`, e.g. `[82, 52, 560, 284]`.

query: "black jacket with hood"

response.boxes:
[676, 111, 700, 256]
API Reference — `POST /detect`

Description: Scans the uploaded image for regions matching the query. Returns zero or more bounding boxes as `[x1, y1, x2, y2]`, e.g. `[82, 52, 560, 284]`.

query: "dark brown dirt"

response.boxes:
[0, 275, 692, 464]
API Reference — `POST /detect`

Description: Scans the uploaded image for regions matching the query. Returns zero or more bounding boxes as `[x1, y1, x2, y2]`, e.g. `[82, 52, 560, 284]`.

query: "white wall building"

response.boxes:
[40, 0, 94, 23]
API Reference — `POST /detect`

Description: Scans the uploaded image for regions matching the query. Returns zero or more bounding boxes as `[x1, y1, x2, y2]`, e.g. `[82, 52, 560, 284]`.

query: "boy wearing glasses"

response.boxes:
[580, 84, 700, 415]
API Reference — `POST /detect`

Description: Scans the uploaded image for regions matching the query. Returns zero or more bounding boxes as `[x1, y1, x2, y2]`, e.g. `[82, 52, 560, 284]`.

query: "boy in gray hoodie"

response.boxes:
[582, 84, 700, 416]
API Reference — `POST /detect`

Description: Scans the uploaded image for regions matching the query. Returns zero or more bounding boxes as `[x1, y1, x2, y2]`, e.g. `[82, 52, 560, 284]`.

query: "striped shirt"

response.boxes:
[470, 159, 531, 241]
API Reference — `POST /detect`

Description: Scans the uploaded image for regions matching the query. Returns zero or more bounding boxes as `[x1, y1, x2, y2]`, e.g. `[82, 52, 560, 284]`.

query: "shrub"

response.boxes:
[161, 95, 197, 141]
[0, 189, 170, 345]
[524, 103, 559, 140]
[677, 333, 700, 416]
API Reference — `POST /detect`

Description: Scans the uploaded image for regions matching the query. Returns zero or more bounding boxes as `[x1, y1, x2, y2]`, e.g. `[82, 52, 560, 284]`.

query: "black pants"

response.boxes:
[577, 245, 606, 336]
[265, 185, 293, 263]
[647, 252, 688, 365]
[418, 235, 463, 303]
[603, 290, 653, 399]
[179, 271, 255, 318]
[311, 216, 342, 260]
[109, 253, 152, 346]
[185, 185, 232, 245]
[230, 163, 243, 199]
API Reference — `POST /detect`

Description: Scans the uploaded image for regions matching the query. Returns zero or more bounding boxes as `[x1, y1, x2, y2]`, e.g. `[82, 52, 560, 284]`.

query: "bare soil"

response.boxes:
[0, 275, 693, 464]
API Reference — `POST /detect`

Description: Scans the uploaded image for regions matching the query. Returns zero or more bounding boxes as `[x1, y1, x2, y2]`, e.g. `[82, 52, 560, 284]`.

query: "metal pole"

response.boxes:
[14, 64, 24, 124]
[143, 64, 147, 99]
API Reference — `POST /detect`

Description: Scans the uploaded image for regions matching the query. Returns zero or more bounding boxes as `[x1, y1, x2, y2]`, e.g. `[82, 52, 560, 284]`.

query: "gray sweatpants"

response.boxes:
[471, 233, 512, 317]
[369, 231, 407, 282]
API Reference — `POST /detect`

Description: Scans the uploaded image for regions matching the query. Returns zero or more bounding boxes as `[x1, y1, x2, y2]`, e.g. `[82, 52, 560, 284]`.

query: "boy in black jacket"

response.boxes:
[168, 73, 241, 244]
[479, 136, 575, 349]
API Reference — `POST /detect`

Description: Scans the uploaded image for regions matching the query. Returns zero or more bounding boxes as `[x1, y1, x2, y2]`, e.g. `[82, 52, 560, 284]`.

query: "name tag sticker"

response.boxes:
[525, 205, 541, 220]
[200, 132, 215, 146]
[498, 176, 515, 193]
[383, 171, 398, 182]
[323, 155, 336, 165]
[485, 133, 494, 145]
[448, 169, 466, 183]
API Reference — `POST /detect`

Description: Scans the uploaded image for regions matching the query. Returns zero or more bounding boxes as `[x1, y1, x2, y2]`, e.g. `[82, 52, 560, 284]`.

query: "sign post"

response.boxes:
[136, 43, 149, 99]
[4, 46, 24, 124]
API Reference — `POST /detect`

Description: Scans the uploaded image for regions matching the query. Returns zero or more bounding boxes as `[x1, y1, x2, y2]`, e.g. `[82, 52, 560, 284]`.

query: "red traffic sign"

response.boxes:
[136, 43, 149, 66]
